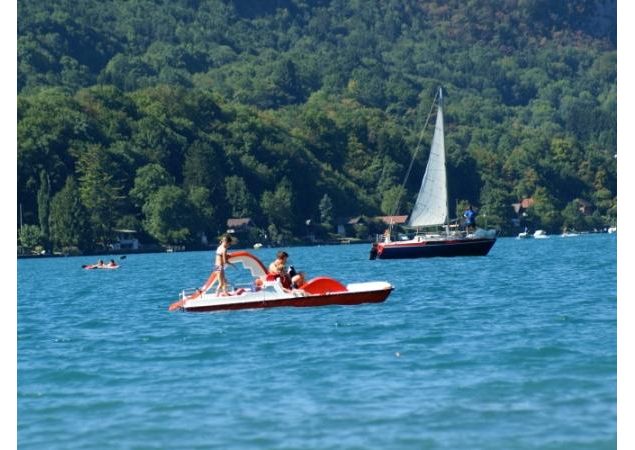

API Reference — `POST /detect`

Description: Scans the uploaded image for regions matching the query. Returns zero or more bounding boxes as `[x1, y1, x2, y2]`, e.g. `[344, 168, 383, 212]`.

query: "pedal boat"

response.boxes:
[168, 251, 393, 312]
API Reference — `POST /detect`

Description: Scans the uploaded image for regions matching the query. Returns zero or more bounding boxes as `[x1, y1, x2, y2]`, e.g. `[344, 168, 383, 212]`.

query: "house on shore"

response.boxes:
[335, 215, 409, 239]
[227, 217, 256, 233]
[374, 215, 409, 229]
[511, 197, 595, 228]
[111, 229, 140, 251]
[511, 198, 535, 227]
[226, 218, 261, 245]
[336, 216, 366, 236]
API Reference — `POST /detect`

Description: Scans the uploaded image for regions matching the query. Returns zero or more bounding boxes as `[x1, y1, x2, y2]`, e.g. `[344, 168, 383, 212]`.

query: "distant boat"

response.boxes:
[253, 243, 263, 249]
[371, 87, 496, 259]
[561, 229, 579, 238]
[533, 230, 548, 239]
[608, 227, 617, 234]
[517, 227, 530, 239]
[82, 262, 120, 270]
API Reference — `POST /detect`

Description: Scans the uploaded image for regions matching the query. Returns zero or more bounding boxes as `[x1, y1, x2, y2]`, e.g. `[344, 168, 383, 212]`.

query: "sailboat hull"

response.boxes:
[376, 237, 496, 259]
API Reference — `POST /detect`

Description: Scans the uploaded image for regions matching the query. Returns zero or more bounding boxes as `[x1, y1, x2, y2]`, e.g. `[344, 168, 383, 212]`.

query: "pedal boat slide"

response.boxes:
[168, 251, 393, 313]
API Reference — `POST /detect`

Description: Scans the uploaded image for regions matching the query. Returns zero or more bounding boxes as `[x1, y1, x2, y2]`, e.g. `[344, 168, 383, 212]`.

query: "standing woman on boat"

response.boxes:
[214, 234, 233, 296]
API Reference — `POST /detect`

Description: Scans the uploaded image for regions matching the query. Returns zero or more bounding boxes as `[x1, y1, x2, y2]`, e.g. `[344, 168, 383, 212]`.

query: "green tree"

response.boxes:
[49, 176, 92, 252]
[583, 208, 606, 231]
[266, 223, 290, 246]
[593, 187, 614, 217]
[76, 144, 125, 247]
[531, 186, 561, 232]
[37, 170, 51, 249]
[270, 58, 304, 106]
[116, 215, 142, 233]
[561, 200, 586, 231]
[479, 183, 512, 230]
[17, 88, 86, 225]
[225, 176, 258, 219]
[74, 85, 136, 143]
[301, 103, 347, 167]
[16, 0, 617, 244]
[99, 53, 153, 91]
[132, 115, 188, 176]
[182, 137, 226, 200]
[19, 225, 42, 253]
[261, 179, 295, 236]
[188, 186, 221, 240]
[380, 185, 406, 216]
[129, 163, 174, 208]
[318, 194, 334, 230]
[560, 92, 598, 139]
[142, 185, 195, 245]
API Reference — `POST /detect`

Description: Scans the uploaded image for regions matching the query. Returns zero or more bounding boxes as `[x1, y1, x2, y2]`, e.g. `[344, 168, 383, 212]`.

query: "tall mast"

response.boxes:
[439, 87, 450, 235]
[387, 89, 439, 236]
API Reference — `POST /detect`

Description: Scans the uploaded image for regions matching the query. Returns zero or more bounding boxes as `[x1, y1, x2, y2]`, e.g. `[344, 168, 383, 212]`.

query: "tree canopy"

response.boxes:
[17, 0, 617, 252]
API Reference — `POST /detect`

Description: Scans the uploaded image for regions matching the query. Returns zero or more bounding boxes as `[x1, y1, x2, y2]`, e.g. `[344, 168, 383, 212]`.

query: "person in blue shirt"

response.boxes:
[463, 205, 477, 233]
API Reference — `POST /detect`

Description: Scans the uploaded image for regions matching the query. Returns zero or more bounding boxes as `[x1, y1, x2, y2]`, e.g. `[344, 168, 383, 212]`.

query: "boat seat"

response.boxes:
[262, 279, 287, 293]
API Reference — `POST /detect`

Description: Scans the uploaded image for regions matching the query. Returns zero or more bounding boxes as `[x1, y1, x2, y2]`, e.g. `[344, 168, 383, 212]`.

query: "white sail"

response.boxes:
[407, 91, 448, 227]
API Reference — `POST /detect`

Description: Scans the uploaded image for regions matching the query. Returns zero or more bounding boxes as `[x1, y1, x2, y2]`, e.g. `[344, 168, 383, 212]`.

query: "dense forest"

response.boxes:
[17, 0, 617, 254]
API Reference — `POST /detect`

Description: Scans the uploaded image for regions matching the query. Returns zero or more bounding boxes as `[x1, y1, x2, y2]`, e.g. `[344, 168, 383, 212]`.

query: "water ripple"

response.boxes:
[18, 236, 616, 449]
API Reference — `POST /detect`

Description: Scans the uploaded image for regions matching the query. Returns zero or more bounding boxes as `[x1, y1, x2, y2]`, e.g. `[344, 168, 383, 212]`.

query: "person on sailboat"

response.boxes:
[463, 205, 477, 233]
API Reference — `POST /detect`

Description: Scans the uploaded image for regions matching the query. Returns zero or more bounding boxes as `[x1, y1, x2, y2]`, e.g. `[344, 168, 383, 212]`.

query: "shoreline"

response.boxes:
[16, 229, 615, 260]
[17, 238, 373, 260]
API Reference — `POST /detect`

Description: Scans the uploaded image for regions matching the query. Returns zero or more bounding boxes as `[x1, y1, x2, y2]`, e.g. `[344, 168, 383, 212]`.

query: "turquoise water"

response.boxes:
[18, 235, 616, 449]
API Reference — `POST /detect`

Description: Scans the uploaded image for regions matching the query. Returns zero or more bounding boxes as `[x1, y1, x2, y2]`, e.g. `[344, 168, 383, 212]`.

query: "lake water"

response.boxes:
[18, 234, 617, 449]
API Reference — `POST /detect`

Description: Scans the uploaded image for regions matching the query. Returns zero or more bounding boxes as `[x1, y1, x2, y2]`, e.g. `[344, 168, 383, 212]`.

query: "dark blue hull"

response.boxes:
[376, 237, 496, 259]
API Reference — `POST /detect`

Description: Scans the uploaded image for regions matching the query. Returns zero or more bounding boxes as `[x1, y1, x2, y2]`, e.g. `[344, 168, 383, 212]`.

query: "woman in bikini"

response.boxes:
[214, 234, 233, 295]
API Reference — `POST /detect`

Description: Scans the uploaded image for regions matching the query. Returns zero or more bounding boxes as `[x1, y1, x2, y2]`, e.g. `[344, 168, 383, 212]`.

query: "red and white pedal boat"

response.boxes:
[168, 251, 393, 312]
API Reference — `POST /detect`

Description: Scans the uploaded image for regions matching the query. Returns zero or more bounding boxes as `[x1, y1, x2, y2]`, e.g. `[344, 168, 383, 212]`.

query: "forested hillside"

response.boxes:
[17, 0, 617, 253]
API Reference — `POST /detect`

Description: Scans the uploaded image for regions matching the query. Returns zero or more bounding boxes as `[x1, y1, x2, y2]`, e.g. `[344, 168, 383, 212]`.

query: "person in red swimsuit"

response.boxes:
[267, 251, 306, 291]
[268, 251, 292, 290]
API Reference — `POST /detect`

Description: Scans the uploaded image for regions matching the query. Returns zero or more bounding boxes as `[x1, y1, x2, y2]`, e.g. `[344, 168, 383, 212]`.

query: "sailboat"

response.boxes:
[371, 87, 497, 259]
